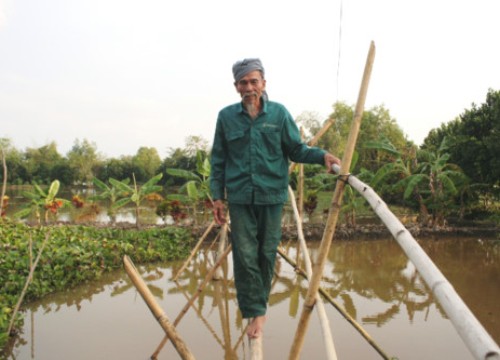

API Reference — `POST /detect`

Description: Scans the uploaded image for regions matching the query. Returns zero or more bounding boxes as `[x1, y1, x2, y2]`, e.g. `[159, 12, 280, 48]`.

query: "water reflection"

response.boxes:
[4, 237, 499, 360]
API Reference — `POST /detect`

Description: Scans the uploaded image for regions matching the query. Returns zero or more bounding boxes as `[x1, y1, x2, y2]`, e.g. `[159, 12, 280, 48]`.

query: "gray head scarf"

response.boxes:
[232, 58, 265, 82]
[232, 58, 268, 101]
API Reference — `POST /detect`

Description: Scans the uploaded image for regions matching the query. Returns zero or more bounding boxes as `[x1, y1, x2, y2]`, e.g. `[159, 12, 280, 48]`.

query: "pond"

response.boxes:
[4, 236, 499, 360]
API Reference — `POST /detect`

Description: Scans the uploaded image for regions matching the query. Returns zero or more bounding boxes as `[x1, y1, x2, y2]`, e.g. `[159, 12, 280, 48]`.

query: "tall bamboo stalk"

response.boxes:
[289, 41, 376, 359]
[277, 248, 391, 359]
[123, 256, 195, 360]
[330, 164, 500, 360]
[172, 220, 216, 281]
[288, 187, 338, 359]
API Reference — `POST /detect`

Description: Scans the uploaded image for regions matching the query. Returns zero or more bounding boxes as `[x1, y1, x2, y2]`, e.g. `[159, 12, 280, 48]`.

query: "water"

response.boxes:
[4, 236, 500, 359]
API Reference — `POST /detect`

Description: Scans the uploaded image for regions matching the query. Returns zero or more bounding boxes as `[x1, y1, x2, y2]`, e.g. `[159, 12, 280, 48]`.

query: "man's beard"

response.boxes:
[243, 92, 259, 119]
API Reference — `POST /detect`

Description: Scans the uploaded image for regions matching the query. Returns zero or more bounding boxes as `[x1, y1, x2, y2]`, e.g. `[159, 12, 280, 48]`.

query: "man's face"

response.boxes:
[234, 70, 266, 106]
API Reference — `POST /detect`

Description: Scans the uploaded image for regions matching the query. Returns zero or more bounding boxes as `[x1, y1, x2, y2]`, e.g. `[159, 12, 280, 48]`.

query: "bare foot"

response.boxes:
[247, 315, 266, 339]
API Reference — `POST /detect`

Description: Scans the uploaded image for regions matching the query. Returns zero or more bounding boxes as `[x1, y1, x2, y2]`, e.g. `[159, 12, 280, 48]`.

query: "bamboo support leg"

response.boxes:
[250, 336, 263, 360]
[151, 241, 233, 359]
[278, 248, 391, 360]
[213, 223, 228, 280]
[123, 256, 195, 360]
[289, 41, 375, 360]
[288, 186, 337, 360]
[173, 220, 216, 281]
[174, 245, 232, 326]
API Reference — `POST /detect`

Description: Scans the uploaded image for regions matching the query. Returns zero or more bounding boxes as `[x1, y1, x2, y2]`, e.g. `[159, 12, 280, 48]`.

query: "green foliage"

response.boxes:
[423, 89, 500, 188]
[14, 180, 70, 225]
[370, 137, 467, 226]
[317, 102, 408, 173]
[66, 139, 102, 185]
[110, 173, 163, 228]
[166, 151, 212, 224]
[90, 177, 131, 222]
[0, 220, 192, 348]
[132, 147, 162, 183]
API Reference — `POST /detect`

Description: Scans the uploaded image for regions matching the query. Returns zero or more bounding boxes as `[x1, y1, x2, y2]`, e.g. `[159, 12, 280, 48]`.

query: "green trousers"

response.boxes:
[228, 203, 283, 318]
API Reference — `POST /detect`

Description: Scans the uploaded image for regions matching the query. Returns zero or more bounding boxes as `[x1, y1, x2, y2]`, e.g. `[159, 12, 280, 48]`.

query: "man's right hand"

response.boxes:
[213, 200, 227, 225]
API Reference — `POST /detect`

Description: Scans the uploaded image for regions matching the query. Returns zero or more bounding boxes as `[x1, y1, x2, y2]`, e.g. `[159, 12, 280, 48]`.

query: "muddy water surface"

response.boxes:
[5, 236, 499, 360]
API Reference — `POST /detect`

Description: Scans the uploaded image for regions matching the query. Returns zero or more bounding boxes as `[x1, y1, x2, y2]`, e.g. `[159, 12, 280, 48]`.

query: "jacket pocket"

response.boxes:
[225, 130, 248, 158]
[226, 130, 245, 142]
[258, 128, 281, 159]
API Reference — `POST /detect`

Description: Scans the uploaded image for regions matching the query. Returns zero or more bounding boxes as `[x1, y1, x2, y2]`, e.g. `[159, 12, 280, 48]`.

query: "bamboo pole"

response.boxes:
[277, 248, 391, 359]
[214, 280, 233, 356]
[178, 280, 226, 348]
[289, 41, 376, 359]
[123, 255, 195, 360]
[174, 244, 232, 327]
[7, 232, 49, 336]
[213, 223, 228, 280]
[250, 336, 263, 360]
[172, 220, 216, 281]
[330, 164, 500, 360]
[288, 186, 338, 359]
[150, 279, 226, 359]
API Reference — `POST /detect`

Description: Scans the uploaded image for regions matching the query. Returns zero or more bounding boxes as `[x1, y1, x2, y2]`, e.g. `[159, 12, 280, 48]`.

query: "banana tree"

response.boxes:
[415, 140, 467, 227]
[166, 151, 212, 224]
[15, 180, 69, 225]
[369, 138, 465, 227]
[90, 177, 130, 223]
[110, 173, 163, 228]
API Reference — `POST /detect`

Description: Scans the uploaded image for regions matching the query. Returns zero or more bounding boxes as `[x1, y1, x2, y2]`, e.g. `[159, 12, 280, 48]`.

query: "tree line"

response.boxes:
[0, 136, 209, 187]
[1, 89, 499, 225]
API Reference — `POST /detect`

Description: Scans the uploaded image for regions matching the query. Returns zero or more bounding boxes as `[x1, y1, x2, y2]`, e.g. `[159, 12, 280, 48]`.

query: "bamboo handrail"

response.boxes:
[123, 256, 195, 360]
[289, 41, 376, 359]
[330, 164, 500, 360]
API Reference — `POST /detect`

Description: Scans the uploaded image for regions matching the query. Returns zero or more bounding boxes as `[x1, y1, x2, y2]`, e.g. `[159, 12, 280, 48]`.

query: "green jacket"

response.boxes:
[210, 99, 326, 205]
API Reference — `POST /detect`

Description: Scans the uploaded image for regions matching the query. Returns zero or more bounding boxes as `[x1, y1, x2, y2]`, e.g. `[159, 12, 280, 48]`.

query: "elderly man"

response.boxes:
[210, 58, 340, 339]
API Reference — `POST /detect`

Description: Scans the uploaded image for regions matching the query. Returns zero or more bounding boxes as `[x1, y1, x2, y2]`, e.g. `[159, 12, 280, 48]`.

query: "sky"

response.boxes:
[1, 0, 499, 159]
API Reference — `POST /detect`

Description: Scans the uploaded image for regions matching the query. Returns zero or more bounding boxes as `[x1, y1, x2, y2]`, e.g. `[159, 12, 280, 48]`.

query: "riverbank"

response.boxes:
[53, 220, 500, 242]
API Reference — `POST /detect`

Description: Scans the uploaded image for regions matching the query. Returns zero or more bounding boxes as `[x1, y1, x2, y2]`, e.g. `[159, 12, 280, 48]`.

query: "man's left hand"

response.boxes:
[324, 153, 341, 173]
